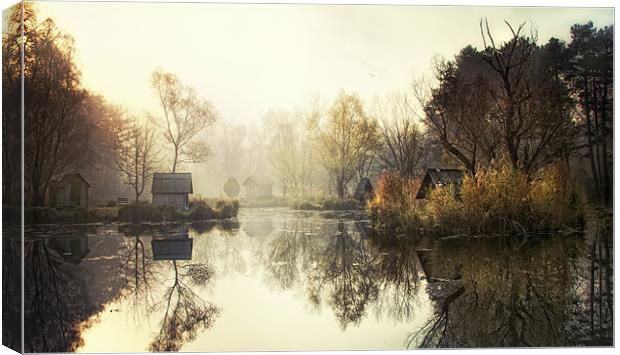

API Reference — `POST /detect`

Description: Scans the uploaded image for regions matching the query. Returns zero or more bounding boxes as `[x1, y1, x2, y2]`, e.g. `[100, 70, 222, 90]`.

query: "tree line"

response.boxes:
[2, 3, 613, 206]
[3, 3, 217, 205]
[256, 20, 612, 205]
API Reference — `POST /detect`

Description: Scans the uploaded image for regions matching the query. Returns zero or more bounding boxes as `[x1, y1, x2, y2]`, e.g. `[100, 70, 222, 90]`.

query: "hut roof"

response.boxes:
[151, 173, 193, 194]
[416, 168, 465, 199]
[243, 175, 274, 186]
[51, 173, 90, 188]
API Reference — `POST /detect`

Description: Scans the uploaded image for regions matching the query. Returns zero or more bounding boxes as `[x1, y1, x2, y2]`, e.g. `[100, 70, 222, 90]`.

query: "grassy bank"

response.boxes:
[368, 166, 586, 236]
[118, 199, 239, 222]
[10, 198, 239, 224]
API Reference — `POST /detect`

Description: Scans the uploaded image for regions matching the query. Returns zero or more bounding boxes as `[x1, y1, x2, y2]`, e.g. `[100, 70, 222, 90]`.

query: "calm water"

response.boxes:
[2, 207, 613, 352]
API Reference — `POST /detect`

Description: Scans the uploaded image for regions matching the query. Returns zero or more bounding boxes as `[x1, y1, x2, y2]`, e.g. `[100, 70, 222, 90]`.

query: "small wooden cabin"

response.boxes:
[242, 176, 274, 199]
[416, 168, 466, 199]
[48, 173, 90, 208]
[151, 173, 193, 210]
[353, 178, 374, 202]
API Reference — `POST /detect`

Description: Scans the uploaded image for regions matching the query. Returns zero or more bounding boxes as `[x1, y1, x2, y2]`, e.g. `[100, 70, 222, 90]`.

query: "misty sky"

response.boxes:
[35, 2, 613, 125]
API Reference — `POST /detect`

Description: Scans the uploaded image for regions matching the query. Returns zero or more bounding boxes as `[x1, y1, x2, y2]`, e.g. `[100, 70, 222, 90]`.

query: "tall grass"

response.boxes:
[369, 165, 585, 236]
[368, 171, 424, 231]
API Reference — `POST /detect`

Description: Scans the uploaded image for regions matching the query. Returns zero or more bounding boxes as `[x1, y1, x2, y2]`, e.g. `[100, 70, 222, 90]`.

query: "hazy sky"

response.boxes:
[34, 1, 613, 125]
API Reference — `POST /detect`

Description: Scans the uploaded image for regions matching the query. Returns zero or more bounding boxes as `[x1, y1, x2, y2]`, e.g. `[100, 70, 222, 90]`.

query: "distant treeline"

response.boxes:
[2, 3, 612, 208]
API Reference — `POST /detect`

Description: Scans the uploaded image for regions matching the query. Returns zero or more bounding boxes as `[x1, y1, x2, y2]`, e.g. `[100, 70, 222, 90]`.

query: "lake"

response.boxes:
[3, 207, 613, 352]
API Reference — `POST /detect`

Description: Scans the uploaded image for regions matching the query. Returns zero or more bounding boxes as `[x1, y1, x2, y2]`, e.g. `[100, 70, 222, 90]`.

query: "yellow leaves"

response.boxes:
[371, 163, 585, 235]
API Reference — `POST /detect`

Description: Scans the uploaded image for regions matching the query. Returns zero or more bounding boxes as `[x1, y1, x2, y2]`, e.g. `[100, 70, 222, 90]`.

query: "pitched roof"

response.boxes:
[242, 175, 274, 186]
[416, 168, 465, 199]
[51, 173, 90, 187]
[151, 173, 193, 194]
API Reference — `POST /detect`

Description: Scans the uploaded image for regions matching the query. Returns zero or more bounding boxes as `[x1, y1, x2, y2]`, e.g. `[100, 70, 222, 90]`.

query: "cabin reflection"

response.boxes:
[151, 226, 193, 260]
[49, 234, 90, 264]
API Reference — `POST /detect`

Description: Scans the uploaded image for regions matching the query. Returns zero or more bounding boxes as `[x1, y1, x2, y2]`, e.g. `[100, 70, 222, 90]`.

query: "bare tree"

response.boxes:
[479, 19, 577, 175]
[374, 93, 429, 178]
[416, 48, 499, 175]
[150, 69, 217, 172]
[108, 109, 158, 202]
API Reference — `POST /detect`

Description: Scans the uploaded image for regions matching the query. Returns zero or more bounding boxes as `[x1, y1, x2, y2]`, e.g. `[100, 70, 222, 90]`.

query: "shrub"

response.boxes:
[118, 202, 177, 222]
[368, 172, 423, 231]
[215, 199, 239, 219]
[369, 164, 586, 236]
[426, 164, 586, 234]
[189, 204, 217, 220]
[320, 198, 361, 210]
[24, 207, 57, 224]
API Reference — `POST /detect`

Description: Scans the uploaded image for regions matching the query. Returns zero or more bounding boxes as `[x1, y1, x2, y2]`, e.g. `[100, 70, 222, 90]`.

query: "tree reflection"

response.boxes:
[306, 222, 379, 329]
[114, 226, 163, 319]
[409, 234, 592, 347]
[148, 260, 219, 352]
[113, 224, 220, 351]
[267, 220, 323, 290]
[22, 238, 104, 352]
[2, 229, 21, 352]
[372, 238, 423, 323]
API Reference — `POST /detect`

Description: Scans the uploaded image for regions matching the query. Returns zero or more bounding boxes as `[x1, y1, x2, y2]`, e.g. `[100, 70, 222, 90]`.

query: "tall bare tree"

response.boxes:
[479, 19, 577, 175]
[150, 69, 217, 172]
[374, 93, 429, 178]
[108, 110, 158, 202]
[417, 47, 499, 175]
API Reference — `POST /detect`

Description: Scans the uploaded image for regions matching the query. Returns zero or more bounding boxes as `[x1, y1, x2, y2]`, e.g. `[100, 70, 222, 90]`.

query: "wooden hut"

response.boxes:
[151, 173, 193, 210]
[353, 178, 374, 202]
[48, 173, 90, 208]
[416, 168, 465, 199]
[242, 176, 274, 199]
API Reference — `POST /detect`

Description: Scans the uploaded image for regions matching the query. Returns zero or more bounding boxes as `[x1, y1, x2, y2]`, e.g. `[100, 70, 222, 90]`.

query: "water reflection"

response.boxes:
[408, 226, 613, 348]
[22, 231, 116, 352]
[113, 224, 219, 352]
[10, 209, 613, 352]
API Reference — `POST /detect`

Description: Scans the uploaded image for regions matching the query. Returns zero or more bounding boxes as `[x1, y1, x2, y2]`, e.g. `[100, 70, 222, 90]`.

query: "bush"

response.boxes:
[369, 165, 586, 236]
[24, 207, 58, 224]
[426, 164, 586, 234]
[367, 172, 423, 231]
[188, 197, 239, 220]
[118, 202, 177, 222]
[321, 198, 361, 210]
[189, 204, 217, 220]
[215, 199, 239, 219]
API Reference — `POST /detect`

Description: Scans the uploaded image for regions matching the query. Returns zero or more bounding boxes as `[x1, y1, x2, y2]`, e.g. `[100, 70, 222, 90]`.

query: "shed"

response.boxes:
[48, 173, 90, 208]
[242, 176, 274, 199]
[353, 178, 374, 202]
[416, 168, 466, 199]
[151, 173, 193, 210]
